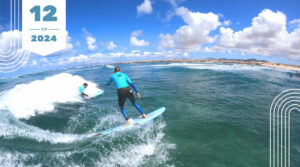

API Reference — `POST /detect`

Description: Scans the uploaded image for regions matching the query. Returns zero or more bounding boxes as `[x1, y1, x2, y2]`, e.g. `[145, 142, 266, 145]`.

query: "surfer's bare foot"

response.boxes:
[125, 119, 132, 125]
[142, 114, 147, 118]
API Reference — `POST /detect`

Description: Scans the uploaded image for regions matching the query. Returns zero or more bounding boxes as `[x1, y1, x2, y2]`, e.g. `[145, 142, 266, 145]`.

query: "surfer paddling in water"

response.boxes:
[107, 66, 147, 125]
[78, 83, 91, 98]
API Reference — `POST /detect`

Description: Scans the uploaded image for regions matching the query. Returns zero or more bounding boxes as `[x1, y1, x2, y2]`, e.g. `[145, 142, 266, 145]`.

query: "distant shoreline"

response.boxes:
[116, 59, 300, 71]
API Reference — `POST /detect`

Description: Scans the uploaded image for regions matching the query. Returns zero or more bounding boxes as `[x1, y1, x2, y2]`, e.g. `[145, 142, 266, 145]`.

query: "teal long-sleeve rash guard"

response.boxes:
[107, 72, 139, 92]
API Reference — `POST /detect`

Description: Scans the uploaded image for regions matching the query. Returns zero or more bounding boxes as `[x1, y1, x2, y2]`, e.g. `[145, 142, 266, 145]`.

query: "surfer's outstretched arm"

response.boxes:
[81, 92, 89, 98]
[126, 76, 138, 93]
[107, 76, 113, 86]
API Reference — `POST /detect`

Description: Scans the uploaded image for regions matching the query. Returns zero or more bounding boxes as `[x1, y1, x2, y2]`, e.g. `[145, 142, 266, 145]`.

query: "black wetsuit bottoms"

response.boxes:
[81, 93, 88, 98]
[117, 86, 135, 108]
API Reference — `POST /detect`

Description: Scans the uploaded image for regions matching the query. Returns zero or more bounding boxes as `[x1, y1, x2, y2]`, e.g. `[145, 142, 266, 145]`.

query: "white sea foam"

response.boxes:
[0, 110, 91, 143]
[0, 73, 102, 119]
[105, 65, 114, 69]
[0, 150, 41, 167]
[95, 122, 176, 167]
[150, 62, 273, 71]
[68, 111, 175, 167]
[0, 117, 175, 166]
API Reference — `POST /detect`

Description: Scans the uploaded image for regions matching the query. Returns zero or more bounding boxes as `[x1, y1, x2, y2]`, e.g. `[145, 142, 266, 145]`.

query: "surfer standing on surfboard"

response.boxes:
[107, 66, 147, 125]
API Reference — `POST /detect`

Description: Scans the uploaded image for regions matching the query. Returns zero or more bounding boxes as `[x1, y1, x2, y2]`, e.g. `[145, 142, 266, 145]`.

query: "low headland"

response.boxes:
[117, 58, 300, 71]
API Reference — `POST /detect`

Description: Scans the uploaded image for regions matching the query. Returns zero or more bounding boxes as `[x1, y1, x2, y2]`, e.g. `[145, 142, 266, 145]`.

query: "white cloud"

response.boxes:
[68, 54, 89, 63]
[166, 0, 185, 7]
[0, 30, 22, 52]
[86, 36, 97, 51]
[130, 30, 149, 47]
[289, 19, 300, 29]
[82, 28, 97, 51]
[56, 31, 74, 55]
[161, 0, 186, 22]
[223, 20, 231, 26]
[30, 60, 37, 66]
[40, 58, 48, 63]
[48, 49, 191, 66]
[289, 19, 300, 25]
[163, 10, 176, 22]
[106, 41, 118, 51]
[208, 9, 300, 60]
[130, 37, 149, 47]
[137, 0, 152, 16]
[57, 52, 105, 65]
[108, 49, 186, 58]
[131, 30, 143, 37]
[90, 52, 104, 59]
[167, 0, 178, 7]
[183, 52, 189, 57]
[159, 7, 220, 51]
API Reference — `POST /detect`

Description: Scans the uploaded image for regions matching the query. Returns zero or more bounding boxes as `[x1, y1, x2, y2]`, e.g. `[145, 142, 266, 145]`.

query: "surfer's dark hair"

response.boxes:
[114, 66, 121, 73]
[83, 83, 88, 86]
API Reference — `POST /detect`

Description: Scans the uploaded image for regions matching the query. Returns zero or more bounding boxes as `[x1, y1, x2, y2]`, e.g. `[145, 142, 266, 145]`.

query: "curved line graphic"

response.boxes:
[0, 0, 29, 73]
[270, 89, 300, 167]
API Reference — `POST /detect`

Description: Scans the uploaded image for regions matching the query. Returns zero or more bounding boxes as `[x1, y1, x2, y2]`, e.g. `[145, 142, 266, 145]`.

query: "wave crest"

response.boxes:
[0, 73, 101, 119]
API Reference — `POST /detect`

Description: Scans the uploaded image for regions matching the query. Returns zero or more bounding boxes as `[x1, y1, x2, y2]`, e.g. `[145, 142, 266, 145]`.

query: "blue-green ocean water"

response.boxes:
[0, 62, 300, 167]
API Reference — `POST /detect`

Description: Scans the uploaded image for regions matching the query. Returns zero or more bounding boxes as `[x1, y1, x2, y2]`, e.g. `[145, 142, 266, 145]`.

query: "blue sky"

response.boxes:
[0, 0, 300, 77]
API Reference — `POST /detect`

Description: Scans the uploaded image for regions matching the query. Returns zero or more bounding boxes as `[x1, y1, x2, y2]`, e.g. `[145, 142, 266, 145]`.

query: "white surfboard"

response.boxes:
[98, 107, 166, 136]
